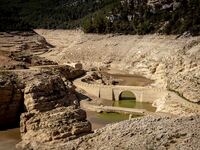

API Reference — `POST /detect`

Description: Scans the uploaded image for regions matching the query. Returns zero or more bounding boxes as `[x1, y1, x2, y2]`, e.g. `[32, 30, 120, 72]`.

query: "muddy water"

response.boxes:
[85, 99, 156, 130]
[0, 128, 21, 150]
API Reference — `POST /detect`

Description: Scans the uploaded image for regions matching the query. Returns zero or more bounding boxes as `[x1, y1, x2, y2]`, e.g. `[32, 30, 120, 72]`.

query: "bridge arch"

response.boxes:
[119, 90, 136, 100]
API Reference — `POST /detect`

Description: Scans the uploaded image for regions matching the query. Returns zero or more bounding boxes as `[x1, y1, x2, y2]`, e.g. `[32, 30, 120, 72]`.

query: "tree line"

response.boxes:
[0, 0, 199, 35]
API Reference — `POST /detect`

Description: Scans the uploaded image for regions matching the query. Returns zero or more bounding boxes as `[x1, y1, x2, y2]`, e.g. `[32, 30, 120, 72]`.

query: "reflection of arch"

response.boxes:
[119, 91, 136, 100]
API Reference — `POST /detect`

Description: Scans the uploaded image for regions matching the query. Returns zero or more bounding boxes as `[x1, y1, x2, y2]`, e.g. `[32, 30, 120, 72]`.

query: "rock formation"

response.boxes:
[23, 74, 74, 112]
[0, 30, 89, 149]
[17, 106, 91, 149]
[38, 65, 85, 80]
[16, 74, 91, 149]
[166, 44, 200, 103]
[0, 72, 23, 128]
[0, 31, 56, 70]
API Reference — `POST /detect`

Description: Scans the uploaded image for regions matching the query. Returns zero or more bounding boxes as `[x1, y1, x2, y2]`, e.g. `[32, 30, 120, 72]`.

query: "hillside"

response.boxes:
[36, 29, 200, 104]
[0, 0, 118, 30]
[0, 0, 200, 35]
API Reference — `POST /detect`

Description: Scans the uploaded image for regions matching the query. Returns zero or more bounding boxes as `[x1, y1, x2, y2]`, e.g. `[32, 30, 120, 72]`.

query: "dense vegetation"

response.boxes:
[0, 0, 117, 30]
[0, 0, 199, 35]
[82, 0, 200, 35]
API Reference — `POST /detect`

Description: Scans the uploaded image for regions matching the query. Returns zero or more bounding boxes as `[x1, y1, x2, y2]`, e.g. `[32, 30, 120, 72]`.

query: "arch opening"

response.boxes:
[119, 91, 136, 100]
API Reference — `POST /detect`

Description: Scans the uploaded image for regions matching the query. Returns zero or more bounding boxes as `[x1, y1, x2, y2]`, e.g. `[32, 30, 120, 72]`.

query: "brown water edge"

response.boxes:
[100, 71, 154, 86]
[0, 128, 21, 150]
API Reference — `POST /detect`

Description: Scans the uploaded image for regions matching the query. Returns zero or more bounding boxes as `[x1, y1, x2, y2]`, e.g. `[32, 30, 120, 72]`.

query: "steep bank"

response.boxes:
[36, 29, 200, 103]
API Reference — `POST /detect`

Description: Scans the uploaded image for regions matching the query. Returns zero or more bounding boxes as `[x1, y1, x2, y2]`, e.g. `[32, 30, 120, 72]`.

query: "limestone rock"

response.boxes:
[16, 107, 91, 150]
[0, 31, 56, 69]
[24, 74, 74, 112]
[39, 65, 85, 80]
[17, 74, 91, 149]
[166, 44, 200, 103]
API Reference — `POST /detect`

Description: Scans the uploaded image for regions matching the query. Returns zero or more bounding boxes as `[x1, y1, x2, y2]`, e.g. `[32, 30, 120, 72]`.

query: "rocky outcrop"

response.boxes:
[166, 43, 200, 103]
[38, 65, 85, 80]
[0, 31, 51, 53]
[0, 72, 23, 128]
[0, 31, 56, 69]
[16, 74, 91, 149]
[23, 74, 74, 112]
[40, 114, 200, 150]
[17, 106, 91, 150]
[9, 52, 57, 67]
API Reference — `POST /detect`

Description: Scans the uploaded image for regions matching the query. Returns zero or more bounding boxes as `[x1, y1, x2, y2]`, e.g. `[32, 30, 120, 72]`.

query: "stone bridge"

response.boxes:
[74, 78, 166, 103]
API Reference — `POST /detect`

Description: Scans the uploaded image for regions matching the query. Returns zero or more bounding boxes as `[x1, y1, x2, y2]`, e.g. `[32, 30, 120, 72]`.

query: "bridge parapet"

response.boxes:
[74, 77, 167, 103]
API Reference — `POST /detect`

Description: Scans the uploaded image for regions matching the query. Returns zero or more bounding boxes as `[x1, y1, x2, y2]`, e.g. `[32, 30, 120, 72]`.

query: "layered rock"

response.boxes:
[0, 31, 56, 70]
[38, 65, 85, 80]
[0, 72, 23, 128]
[23, 74, 74, 112]
[17, 74, 91, 149]
[17, 106, 91, 150]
